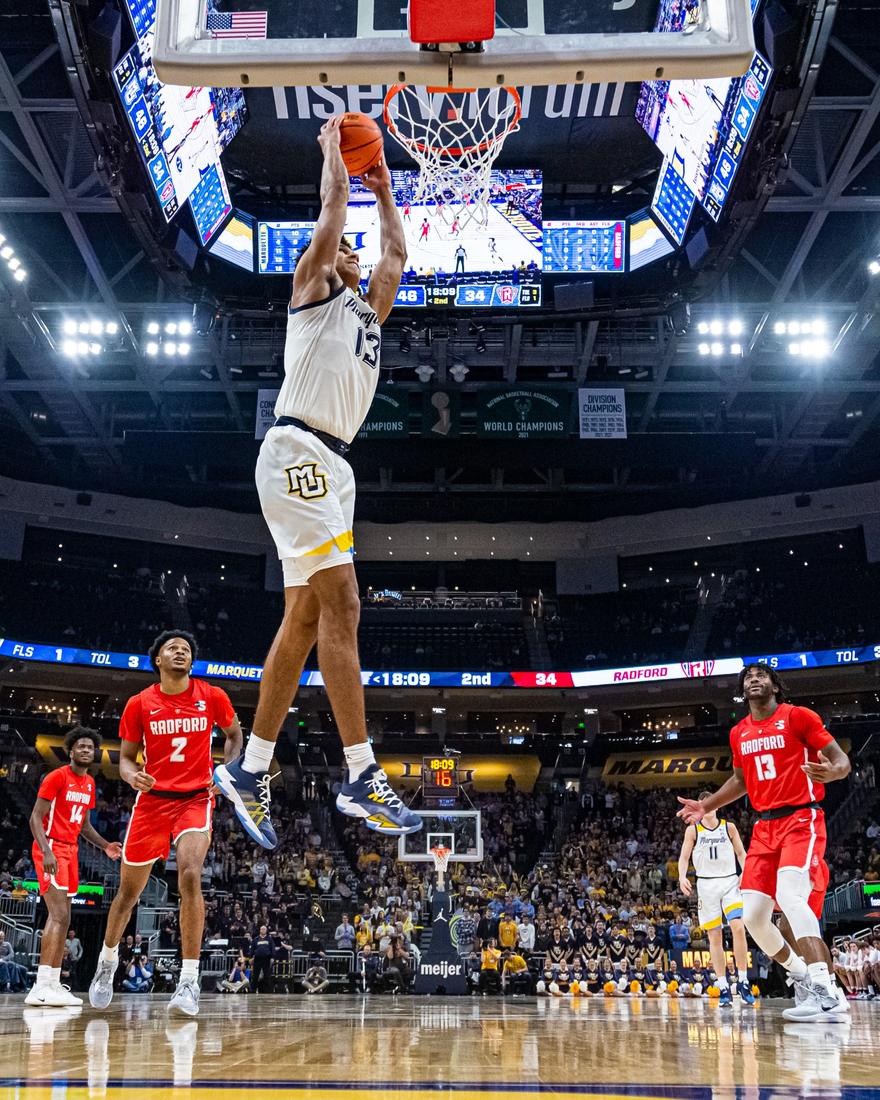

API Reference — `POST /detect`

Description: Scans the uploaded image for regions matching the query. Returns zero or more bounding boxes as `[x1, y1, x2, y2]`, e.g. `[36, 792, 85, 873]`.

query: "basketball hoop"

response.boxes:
[430, 844, 452, 887]
[383, 84, 521, 227]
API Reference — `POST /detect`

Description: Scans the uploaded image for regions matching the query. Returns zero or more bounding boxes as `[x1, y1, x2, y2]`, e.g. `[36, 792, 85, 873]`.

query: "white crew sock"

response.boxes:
[50, 967, 61, 984]
[737, 969, 748, 984]
[779, 949, 808, 979]
[179, 959, 199, 981]
[101, 943, 119, 966]
[37, 964, 52, 986]
[344, 741, 376, 782]
[243, 733, 275, 775]
[716, 975, 729, 990]
[808, 961, 831, 989]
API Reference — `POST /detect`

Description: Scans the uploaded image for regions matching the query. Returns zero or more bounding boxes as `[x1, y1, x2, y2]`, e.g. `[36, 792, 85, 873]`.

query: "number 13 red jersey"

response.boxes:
[730, 702, 833, 812]
[119, 679, 235, 793]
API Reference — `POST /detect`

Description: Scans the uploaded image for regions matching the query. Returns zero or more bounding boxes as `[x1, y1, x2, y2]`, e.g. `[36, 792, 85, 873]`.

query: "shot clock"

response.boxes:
[422, 756, 460, 800]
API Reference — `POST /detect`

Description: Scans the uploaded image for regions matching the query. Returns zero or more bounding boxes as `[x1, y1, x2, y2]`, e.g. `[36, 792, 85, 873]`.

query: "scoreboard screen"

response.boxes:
[257, 221, 314, 275]
[542, 220, 625, 273]
[422, 756, 460, 800]
[651, 159, 696, 246]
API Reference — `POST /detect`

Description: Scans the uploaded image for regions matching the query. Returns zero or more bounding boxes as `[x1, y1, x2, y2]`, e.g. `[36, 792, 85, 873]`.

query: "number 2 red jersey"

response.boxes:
[119, 678, 235, 794]
[37, 765, 95, 844]
[730, 702, 833, 812]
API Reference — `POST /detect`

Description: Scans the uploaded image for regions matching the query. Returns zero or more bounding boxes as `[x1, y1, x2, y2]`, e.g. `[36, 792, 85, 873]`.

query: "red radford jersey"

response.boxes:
[119, 678, 235, 793]
[37, 765, 95, 844]
[730, 702, 834, 812]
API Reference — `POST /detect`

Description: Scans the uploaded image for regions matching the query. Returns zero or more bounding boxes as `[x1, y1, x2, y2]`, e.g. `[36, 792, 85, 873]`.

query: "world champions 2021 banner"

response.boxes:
[2, 637, 879, 689]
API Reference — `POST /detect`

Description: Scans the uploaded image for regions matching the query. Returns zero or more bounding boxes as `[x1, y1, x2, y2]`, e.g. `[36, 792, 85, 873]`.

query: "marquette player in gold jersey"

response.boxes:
[214, 115, 421, 845]
[678, 791, 754, 1006]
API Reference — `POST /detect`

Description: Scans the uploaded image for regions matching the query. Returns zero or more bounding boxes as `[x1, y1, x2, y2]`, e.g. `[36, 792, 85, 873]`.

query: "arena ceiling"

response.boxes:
[0, 0, 879, 524]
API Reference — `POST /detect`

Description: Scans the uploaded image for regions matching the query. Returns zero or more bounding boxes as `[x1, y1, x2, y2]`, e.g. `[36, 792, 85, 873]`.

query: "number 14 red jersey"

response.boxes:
[119, 679, 235, 793]
[730, 702, 833, 812]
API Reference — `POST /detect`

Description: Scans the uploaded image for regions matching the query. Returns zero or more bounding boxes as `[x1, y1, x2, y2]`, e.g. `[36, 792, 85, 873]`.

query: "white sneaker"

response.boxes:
[24, 984, 53, 1007]
[168, 977, 200, 1017]
[45, 982, 84, 1007]
[24, 982, 81, 1007]
[783, 981, 839, 1021]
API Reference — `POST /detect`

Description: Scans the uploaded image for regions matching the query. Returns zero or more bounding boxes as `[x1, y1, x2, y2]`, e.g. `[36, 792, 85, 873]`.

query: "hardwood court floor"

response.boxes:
[0, 993, 877, 1099]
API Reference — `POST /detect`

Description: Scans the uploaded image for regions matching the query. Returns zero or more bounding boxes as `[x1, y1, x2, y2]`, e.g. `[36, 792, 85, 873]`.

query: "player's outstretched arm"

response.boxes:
[80, 819, 122, 860]
[363, 161, 407, 323]
[677, 770, 746, 823]
[29, 796, 57, 875]
[293, 115, 350, 308]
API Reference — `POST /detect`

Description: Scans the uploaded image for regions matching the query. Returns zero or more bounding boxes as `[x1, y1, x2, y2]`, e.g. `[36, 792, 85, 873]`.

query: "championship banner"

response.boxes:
[602, 747, 734, 788]
[578, 387, 627, 439]
[476, 388, 571, 439]
[255, 388, 279, 440]
[357, 388, 409, 438]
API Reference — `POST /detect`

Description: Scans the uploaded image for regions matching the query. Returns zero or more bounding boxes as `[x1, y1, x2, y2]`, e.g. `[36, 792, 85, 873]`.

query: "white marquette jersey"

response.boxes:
[275, 284, 381, 444]
[692, 819, 738, 878]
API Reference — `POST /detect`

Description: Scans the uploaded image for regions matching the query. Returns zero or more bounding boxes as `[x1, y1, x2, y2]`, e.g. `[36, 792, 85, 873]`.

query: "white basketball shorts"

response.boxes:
[697, 874, 743, 930]
[256, 423, 355, 587]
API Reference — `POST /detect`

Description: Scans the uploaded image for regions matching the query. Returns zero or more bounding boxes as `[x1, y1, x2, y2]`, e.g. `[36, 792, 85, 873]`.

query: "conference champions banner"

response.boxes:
[3, 638, 879, 688]
[477, 388, 571, 439]
[255, 387, 279, 440]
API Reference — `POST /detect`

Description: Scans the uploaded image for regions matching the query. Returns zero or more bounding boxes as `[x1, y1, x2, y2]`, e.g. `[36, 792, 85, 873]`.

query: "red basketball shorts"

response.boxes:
[122, 790, 213, 866]
[808, 855, 830, 919]
[741, 807, 826, 898]
[33, 840, 79, 897]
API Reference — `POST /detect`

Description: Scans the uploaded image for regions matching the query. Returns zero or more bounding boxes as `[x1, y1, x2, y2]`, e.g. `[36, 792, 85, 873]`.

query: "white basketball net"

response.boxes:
[430, 845, 452, 879]
[383, 85, 522, 227]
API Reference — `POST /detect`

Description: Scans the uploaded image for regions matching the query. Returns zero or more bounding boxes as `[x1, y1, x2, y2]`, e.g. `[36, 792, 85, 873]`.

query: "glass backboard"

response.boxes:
[398, 810, 483, 863]
[154, 0, 755, 88]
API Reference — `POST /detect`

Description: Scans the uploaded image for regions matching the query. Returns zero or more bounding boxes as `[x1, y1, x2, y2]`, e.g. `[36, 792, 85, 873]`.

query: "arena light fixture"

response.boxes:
[709, 320, 723, 336]
[730, 343, 742, 356]
[63, 319, 78, 336]
[165, 322, 178, 335]
[145, 341, 159, 356]
[146, 321, 160, 335]
[698, 342, 710, 356]
[773, 321, 786, 335]
[0, 246, 12, 260]
[710, 342, 724, 356]
[13, 269, 26, 282]
[165, 342, 178, 356]
[869, 259, 880, 275]
[697, 322, 709, 335]
[177, 342, 190, 356]
[728, 319, 743, 336]
[178, 320, 193, 336]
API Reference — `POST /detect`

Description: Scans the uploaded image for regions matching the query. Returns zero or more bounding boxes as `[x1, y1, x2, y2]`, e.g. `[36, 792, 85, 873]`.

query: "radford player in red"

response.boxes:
[88, 630, 241, 1017]
[678, 662, 850, 1022]
[26, 727, 121, 1007]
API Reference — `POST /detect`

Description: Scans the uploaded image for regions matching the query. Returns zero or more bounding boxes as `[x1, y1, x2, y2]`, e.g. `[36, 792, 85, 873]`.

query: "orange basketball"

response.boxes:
[339, 113, 384, 176]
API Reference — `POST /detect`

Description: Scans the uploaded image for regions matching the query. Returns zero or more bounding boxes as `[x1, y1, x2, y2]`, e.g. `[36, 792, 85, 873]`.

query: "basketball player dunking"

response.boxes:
[678, 662, 851, 1021]
[214, 114, 421, 845]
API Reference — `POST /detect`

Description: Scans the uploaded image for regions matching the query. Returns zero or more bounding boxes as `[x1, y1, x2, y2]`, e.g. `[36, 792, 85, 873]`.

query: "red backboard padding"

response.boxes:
[408, 0, 496, 45]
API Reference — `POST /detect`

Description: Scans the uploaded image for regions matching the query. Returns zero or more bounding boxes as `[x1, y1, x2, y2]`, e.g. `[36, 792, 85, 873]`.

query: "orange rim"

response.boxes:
[383, 84, 522, 157]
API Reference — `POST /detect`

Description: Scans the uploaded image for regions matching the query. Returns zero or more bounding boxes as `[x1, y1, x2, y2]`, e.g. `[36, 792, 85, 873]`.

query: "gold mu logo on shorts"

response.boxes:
[284, 462, 329, 499]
